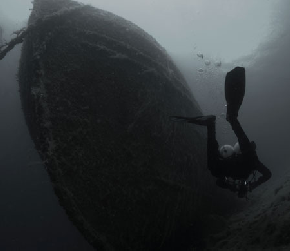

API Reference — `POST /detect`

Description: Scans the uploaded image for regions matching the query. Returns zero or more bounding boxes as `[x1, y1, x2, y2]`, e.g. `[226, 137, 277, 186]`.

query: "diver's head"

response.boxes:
[219, 145, 235, 159]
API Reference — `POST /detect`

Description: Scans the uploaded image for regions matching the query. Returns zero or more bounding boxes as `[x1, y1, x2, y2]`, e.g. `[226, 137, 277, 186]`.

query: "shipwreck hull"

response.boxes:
[19, 0, 222, 250]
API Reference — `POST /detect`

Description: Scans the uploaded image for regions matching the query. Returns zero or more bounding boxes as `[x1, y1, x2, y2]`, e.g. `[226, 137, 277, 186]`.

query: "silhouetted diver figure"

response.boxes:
[171, 67, 271, 198]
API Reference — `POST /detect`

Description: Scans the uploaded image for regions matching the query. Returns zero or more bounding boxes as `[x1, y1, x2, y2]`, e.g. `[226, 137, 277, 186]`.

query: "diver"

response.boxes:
[171, 67, 272, 198]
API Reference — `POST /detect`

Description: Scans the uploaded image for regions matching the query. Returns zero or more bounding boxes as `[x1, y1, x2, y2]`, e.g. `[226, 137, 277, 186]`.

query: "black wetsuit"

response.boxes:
[206, 117, 272, 192]
[171, 67, 272, 193]
[207, 67, 271, 191]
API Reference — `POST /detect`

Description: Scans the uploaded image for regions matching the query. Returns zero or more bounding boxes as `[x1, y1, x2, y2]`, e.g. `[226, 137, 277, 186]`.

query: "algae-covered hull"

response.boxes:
[19, 0, 215, 250]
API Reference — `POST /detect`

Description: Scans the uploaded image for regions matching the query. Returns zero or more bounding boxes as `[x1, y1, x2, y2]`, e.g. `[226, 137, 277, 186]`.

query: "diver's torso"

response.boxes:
[217, 154, 255, 180]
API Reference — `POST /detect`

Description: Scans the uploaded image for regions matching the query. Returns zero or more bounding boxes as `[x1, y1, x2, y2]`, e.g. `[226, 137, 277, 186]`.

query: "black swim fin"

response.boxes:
[225, 67, 245, 118]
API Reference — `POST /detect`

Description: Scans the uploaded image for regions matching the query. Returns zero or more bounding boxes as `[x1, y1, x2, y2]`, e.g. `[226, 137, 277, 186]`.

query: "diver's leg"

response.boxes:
[207, 121, 220, 174]
[171, 115, 220, 175]
[186, 116, 220, 174]
[228, 117, 252, 154]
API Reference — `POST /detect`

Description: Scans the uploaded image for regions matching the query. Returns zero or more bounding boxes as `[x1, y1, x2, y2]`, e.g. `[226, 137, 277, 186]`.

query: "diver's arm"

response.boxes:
[250, 162, 272, 191]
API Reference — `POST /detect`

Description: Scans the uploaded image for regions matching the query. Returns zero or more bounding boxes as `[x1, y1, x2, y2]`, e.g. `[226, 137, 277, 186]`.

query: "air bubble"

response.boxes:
[214, 61, 222, 67]
[205, 60, 211, 66]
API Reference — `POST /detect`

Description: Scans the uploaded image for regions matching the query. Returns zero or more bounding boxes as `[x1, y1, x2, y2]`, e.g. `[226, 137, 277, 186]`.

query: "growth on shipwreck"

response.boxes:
[17, 0, 234, 250]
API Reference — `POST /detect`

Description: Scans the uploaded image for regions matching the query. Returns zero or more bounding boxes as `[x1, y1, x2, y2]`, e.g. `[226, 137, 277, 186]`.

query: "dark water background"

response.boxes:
[0, 45, 94, 250]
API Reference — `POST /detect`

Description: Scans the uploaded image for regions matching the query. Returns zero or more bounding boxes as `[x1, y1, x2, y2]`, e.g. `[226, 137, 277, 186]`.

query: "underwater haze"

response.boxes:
[1, 0, 290, 250]
[0, 0, 277, 61]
